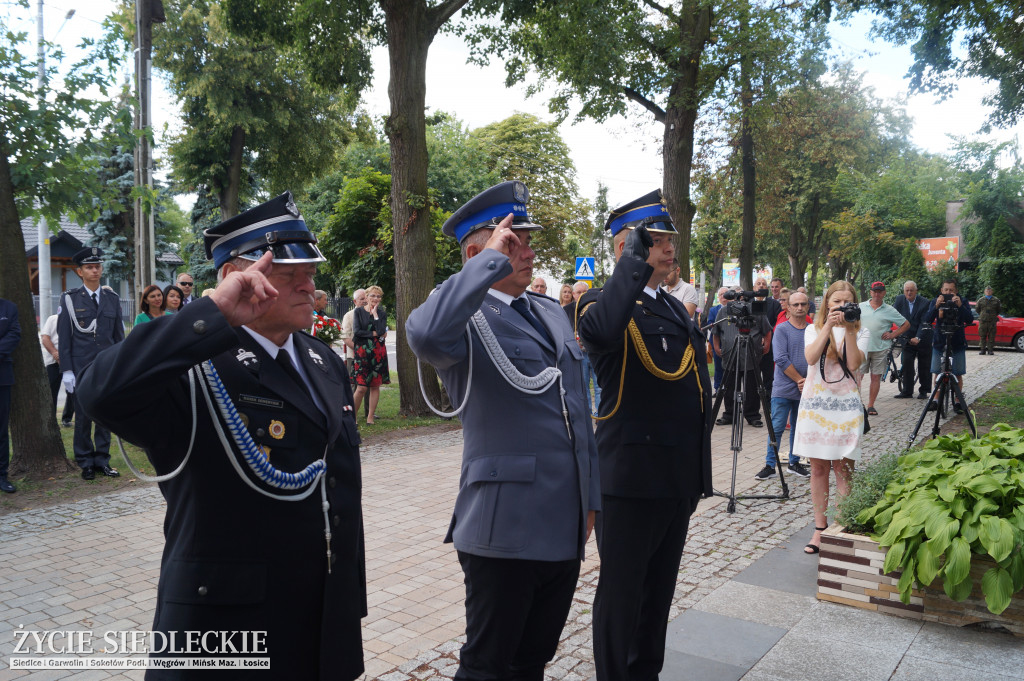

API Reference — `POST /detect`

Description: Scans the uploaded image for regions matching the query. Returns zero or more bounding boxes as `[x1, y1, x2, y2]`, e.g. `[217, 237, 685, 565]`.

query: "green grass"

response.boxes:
[351, 372, 452, 438]
[963, 371, 1024, 431]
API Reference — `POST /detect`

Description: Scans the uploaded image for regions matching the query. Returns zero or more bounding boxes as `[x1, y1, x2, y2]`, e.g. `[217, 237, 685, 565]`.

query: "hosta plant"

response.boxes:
[857, 424, 1024, 615]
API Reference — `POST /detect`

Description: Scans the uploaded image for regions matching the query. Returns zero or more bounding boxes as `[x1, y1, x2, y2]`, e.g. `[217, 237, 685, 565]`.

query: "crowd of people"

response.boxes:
[0, 182, 994, 681]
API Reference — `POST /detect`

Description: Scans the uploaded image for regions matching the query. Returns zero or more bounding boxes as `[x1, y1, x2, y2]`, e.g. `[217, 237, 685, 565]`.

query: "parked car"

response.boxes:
[964, 302, 1024, 352]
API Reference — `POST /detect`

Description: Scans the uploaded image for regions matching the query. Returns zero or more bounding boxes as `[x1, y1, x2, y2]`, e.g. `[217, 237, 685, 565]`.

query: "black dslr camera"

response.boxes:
[936, 295, 958, 314]
[837, 302, 861, 322]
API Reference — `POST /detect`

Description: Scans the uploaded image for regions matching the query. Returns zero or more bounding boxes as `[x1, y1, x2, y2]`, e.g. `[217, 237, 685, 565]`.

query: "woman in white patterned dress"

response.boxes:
[794, 281, 869, 554]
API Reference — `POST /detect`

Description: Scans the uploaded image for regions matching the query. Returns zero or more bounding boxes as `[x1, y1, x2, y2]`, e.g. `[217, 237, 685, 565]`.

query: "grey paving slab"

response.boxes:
[732, 520, 820, 597]
[742, 631, 906, 681]
[665, 610, 787, 669]
[902, 622, 1024, 678]
[890, 655, 1023, 681]
[692, 581, 819, 630]
[660, 648, 748, 681]
[785, 600, 923, 654]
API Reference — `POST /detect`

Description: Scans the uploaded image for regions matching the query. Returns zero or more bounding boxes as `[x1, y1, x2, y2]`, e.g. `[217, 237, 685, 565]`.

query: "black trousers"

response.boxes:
[759, 349, 774, 397]
[900, 342, 932, 396]
[720, 368, 761, 420]
[455, 552, 580, 681]
[47, 364, 75, 422]
[73, 404, 111, 470]
[594, 495, 700, 681]
[0, 384, 10, 478]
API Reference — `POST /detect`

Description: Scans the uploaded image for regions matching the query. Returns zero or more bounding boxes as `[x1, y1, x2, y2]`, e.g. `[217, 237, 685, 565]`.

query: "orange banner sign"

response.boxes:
[916, 237, 959, 271]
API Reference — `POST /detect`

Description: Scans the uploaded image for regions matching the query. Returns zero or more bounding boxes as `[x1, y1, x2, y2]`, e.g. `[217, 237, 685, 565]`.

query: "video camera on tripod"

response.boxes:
[721, 289, 769, 330]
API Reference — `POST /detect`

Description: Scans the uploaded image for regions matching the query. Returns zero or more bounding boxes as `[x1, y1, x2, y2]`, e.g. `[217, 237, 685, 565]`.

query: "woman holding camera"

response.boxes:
[795, 281, 870, 554]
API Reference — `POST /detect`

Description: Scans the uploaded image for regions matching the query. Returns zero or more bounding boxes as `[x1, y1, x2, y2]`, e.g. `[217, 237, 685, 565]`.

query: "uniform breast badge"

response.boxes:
[269, 420, 286, 439]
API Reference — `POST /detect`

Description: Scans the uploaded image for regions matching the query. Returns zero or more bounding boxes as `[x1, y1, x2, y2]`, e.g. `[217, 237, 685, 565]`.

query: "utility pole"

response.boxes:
[133, 0, 165, 297]
[36, 0, 51, 319]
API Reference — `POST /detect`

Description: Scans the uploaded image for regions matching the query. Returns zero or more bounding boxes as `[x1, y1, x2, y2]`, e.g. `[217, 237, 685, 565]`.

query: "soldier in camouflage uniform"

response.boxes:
[976, 286, 1001, 355]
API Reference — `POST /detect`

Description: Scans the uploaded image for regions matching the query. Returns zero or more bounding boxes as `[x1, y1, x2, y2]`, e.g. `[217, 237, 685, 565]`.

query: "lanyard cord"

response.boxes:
[417, 311, 571, 438]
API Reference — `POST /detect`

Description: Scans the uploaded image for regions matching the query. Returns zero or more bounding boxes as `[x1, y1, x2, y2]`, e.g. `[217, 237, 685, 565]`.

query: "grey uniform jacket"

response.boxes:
[407, 249, 600, 562]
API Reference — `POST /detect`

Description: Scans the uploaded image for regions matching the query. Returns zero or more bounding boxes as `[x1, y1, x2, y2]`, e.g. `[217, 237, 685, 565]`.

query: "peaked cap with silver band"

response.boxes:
[72, 246, 104, 265]
[203, 191, 326, 269]
[605, 189, 678, 237]
[442, 180, 543, 243]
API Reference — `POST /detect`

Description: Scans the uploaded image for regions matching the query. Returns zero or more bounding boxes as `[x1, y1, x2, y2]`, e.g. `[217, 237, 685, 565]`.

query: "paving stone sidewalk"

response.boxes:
[0, 351, 1021, 680]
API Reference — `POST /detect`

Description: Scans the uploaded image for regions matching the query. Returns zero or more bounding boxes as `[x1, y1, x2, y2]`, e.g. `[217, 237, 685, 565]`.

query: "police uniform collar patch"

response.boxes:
[307, 347, 328, 372]
[235, 348, 259, 368]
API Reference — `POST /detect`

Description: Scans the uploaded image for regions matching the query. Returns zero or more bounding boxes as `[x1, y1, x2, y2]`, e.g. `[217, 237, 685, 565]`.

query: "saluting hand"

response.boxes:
[483, 213, 521, 259]
[210, 251, 280, 327]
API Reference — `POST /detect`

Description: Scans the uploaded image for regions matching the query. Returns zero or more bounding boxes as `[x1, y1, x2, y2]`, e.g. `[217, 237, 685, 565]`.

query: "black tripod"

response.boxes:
[705, 318, 790, 513]
[907, 327, 977, 448]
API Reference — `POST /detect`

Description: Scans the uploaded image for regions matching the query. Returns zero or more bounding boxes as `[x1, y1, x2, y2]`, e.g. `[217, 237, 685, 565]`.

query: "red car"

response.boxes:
[965, 302, 1024, 352]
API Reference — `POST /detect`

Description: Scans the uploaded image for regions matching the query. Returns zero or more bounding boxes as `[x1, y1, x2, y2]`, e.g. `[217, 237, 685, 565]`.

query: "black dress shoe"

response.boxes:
[97, 466, 120, 478]
[894, 393, 912, 399]
[715, 416, 733, 426]
[0, 477, 16, 493]
[81, 467, 95, 480]
[927, 400, 938, 412]
[916, 393, 928, 399]
[746, 417, 764, 427]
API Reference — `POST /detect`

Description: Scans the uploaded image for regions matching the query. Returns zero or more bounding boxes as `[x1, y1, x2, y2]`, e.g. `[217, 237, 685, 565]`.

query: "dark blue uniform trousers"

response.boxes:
[594, 495, 700, 681]
[455, 552, 580, 681]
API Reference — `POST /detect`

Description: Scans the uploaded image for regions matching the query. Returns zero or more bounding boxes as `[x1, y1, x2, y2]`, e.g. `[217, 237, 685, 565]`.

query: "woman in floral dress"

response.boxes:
[352, 285, 390, 424]
[794, 280, 869, 554]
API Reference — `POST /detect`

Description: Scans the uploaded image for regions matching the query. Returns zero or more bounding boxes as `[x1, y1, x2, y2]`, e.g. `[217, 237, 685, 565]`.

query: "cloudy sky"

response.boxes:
[12, 1, 1023, 215]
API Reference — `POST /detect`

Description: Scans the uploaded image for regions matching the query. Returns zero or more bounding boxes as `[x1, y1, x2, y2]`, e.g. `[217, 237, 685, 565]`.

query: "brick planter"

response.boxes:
[816, 526, 1024, 637]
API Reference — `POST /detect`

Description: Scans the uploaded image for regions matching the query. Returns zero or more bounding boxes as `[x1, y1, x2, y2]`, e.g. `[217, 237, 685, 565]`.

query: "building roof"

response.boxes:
[22, 215, 184, 265]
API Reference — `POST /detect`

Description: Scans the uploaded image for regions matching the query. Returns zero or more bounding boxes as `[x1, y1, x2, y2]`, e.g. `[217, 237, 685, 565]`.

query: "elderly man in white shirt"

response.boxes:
[660, 258, 698, 316]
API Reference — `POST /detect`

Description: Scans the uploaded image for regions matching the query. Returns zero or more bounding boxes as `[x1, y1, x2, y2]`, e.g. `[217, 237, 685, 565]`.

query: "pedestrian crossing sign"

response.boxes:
[575, 257, 595, 280]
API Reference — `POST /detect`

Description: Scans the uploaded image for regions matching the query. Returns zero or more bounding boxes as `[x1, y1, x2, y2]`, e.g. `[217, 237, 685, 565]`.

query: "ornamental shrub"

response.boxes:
[856, 425, 1024, 614]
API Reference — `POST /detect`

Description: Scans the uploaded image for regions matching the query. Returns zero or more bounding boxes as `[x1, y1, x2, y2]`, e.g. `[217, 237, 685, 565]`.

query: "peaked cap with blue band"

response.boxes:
[72, 246, 104, 265]
[442, 180, 543, 243]
[605, 189, 678, 237]
[203, 191, 325, 269]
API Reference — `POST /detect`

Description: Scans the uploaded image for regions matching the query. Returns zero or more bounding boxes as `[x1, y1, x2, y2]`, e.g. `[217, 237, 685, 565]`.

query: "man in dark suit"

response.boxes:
[576, 190, 713, 681]
[77, 193, 366, 679]
[57, 247, 125, 480]
[0, 298, 20, 493]
[408, 181, 599, 681]
[892, 280, 933, 399]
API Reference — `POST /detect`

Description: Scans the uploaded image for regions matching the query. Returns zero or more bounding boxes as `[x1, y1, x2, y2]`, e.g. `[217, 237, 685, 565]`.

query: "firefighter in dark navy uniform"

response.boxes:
[58, 246, 125, 480]
[576, 189, 713, 681]
[76, 193, 365, 680]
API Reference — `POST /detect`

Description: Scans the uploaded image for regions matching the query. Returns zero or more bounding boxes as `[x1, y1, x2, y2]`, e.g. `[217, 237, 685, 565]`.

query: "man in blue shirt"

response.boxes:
[859, 281, 910, 416]
[924, 279, 975, 413]
[756, 291, 811, 480]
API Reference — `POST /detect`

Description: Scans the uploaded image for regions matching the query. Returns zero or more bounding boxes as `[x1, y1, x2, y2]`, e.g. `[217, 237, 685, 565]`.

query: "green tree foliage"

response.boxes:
[469, 113, 590, 270]
[897, 241, 929, 290]
[84, 141, 177, 289]
[148, 0, 358, 219]
[817, 0, 1024, 128]
[0, 3, 122, 478]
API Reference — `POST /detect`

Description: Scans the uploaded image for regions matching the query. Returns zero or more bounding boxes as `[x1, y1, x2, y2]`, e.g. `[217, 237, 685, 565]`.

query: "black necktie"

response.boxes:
[92, 291, 99, 307]
[276, 349, 310, 395]
[510, 298, 554, 347]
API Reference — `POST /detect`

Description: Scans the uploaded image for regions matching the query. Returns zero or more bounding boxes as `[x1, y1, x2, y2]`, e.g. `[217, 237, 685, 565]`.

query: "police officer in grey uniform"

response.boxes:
[77, 193, 365, 679]
[407, 181, 600, 681]
[576, 190, 713, 681]
[58, 247, 124, 480]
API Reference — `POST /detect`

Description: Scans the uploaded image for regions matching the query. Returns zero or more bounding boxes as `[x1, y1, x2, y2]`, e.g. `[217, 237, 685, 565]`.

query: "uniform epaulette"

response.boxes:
[526, 290, 558, 304]
[300, 329, 335, 351]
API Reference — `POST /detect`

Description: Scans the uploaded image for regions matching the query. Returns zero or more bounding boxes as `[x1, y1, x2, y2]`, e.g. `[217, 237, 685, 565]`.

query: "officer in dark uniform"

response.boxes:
[0, 297, 20, 493]
[58, 247, 124, 480]
[976, 286, 1001, 355]
[76, 193, 366, 679]
[576, 189, 713, 681]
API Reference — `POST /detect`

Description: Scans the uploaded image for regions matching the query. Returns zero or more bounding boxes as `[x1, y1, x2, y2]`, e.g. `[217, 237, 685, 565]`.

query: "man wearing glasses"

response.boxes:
[176, 273, 196, 305]
[756, 291, 811, 480]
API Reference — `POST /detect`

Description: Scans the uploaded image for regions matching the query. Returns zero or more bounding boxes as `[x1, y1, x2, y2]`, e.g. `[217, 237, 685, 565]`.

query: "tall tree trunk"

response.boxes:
[382, 0, 443, 416]
[738, 6, 756, 292]
[0, 142, 73, 479]
[663, 1, 712, 284]
[218, 125, 245, 220]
